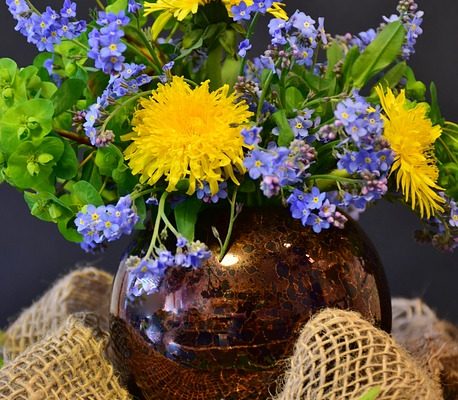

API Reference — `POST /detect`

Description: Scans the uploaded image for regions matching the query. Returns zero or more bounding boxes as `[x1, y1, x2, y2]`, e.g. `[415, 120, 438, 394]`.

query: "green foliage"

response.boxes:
[273, 110, 295, 146]
[174, 198, 202, 241]
[52, 79, 86, 116]
[351, 21, 405, 88]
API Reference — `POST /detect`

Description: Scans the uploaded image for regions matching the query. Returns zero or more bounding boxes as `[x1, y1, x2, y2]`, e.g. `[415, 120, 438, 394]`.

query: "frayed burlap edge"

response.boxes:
[274, 308, 443, 400]
[0, 313, 132, 400]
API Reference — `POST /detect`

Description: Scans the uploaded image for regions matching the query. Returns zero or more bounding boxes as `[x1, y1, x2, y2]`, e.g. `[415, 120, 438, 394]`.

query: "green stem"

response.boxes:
[239, 12, 260, 75]
[124, 41, 158, 70]
[131, 188, 160, 201]
[95, 0, 105, 10]
[99, 176, 108, 194]
[219, 188, 238, 261]
[160, 208, 180, 238]
[132, 27, 163, 74]
[302, 94, 346, 109]
[145, 192, 168, 259]
[24, 0, 40, 14]
[166, 21, 180, 42]
[308, 174, 363, 184]
[101, 90, 152, 133]
[256, 70, 274, 122]
[70, 39, 90, 51]
[438, 137, 458, 164]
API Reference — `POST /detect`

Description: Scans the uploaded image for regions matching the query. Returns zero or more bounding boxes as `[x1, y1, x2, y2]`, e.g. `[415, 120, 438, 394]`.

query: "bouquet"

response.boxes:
[2, 0, 457, 302]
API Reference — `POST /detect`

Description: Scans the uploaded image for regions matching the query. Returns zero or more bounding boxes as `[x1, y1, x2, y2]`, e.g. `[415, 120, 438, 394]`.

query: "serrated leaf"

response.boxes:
[174, 197, 202, 241]
[351, 21, 405, 88]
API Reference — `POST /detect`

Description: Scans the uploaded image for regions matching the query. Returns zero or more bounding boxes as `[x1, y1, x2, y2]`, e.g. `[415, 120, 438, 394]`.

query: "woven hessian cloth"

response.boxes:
[1, 267, 457, 399]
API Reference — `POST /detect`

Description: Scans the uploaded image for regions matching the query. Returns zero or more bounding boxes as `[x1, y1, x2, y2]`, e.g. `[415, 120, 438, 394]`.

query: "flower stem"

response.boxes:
[145, 192, 168, 259]
[219, 188, 239, 261]
[239, 12, 260, 75]
[256, 70, 274, 122]
[308, 174, 362, 184]
[95, 0, 105, 10]
[54, 127, 92, 146]
[101, 90, 152, 133]
[438, 137, 458, 164]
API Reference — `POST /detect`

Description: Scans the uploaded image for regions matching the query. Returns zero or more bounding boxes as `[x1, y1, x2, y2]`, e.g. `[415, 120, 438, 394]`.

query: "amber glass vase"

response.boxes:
[109, 207, 391, 400]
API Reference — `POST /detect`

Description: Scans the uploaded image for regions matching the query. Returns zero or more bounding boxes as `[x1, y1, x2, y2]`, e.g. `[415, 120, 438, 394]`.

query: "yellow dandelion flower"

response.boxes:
[376, 86, 445, 219]
[123, 76, 253, 196]
[144, 0, 205, 22]
[144, 0, 288, 35]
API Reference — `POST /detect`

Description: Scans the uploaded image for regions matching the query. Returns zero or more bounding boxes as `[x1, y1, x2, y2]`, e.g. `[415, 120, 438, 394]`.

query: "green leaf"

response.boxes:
[56, 140, 78, 180]
[95, 144, 123, 176]
[0, 58, 18, 85]
[5, 137, 64, 192]
[351, 21, 405, 88]
[218, 29, 237, 58]
[429, 82, 443, 125]
[342, 46, 360, 84]
[238, 178, 256, 193]
[52, 79, 86, 116]
[112, 163, 138, 195]
[404, 67, 426, 100]
[285, 86, 304, 111]
[134, 196, 146, 229]
[358, 387, 381, 400]
[174, 197, 202, 241]
[106, 0, 127, 13]
[326, 41, 344, 78]
[72, 180, 104, 206]
[221, 57, 241, 90]
[24, 191, 73, 223]
[380, 61, 407, 88]
[0, 98, 54, 144]
[272, 110, 294, 146]
[58, 217, 82, 243]
[182, 29, 204, 49]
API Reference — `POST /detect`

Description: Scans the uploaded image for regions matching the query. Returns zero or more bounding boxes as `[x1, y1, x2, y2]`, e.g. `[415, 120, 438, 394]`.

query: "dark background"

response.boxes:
[0, 0, 456, 328]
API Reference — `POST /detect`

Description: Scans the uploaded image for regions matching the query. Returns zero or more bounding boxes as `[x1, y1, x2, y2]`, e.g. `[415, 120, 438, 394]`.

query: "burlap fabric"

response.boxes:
[392, 298, 458, 400]
[0, 313, 131, 400]
[1, 267, 456, 400]
[274, 308, 443, 400]
[3, 267, 113, 362]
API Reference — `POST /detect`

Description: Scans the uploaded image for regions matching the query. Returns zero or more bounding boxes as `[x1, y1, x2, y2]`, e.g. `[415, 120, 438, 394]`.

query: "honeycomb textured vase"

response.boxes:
[109, 207, 391, 400]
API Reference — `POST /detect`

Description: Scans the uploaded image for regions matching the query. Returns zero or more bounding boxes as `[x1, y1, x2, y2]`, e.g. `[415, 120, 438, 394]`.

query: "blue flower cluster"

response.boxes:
[6, 0, 86, 52]
[332, 93, 394, 213]
[231, 0, 279, 22]
[268, 11, 327, 67]
[75, 195, 139, 252]
[416, 195, 458, 252]
[287, 187, 348, 233]
[350, 7, 424, 60]
[88, 11, 129, 74]
[197, 182, 228, 203]
[83, 63, 153, 146]
[244, 138, 316, 198]
[127, 237, 211, 298]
